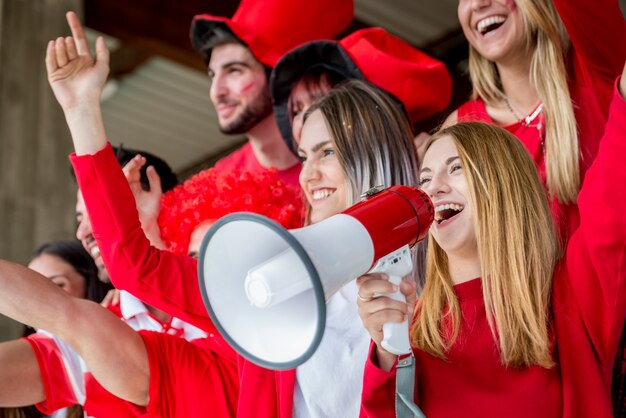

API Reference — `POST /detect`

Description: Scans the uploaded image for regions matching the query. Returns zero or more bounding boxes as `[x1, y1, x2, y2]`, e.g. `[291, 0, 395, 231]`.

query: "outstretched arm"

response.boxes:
[46, 11, 109, 156]
[0, 260, 150, 406]
[0, 340, 44, 407]
[563, 62, 626, 360]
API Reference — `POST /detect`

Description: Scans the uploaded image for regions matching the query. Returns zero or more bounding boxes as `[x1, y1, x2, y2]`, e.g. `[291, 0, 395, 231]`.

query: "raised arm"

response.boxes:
[70, 144, 216, 332]
[562, 63, 626, 359]
[47, 12, 216, 332]
[0, 260, 150, 406]
[553, 0, 626, 78]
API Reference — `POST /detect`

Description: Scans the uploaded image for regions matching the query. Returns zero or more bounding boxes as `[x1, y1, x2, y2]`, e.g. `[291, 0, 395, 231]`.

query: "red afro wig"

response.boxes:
[158, 168, 304, 254]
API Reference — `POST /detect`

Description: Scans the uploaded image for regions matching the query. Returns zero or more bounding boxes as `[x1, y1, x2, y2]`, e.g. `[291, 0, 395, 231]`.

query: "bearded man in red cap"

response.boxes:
[189, 0, 353, 187]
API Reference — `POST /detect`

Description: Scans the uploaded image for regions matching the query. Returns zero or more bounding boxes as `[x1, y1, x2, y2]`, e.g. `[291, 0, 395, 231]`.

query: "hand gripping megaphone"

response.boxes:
[198, 185, 433, 370]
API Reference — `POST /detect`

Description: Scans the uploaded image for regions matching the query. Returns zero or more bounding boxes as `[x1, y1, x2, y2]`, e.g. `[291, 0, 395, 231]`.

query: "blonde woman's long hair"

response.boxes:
[468, 0, 579, 203]
[411, 122, 559, 368]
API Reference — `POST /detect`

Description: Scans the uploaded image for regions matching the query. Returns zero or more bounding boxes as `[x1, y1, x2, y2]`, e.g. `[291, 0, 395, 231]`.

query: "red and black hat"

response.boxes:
[270, 27, 453, 149]
[191, 0, 353, 68]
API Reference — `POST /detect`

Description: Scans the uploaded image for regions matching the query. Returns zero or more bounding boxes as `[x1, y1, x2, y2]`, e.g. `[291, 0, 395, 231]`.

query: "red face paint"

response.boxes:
[241, 82, 255, 94]
[505, 0, 517, 11]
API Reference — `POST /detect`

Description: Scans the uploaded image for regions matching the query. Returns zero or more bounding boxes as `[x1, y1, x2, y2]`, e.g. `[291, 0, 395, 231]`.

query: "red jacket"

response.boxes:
[360, 80, 626, 418]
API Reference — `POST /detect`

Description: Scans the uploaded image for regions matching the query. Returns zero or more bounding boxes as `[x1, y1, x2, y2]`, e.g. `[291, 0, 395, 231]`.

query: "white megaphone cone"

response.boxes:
[198, 185, 433, 370]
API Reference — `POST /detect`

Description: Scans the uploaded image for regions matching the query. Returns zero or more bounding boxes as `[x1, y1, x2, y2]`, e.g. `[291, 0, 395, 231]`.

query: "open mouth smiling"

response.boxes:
[476, 15, 507, 35]
[312, 189, 336, 201]
[434, 203, 465, 225]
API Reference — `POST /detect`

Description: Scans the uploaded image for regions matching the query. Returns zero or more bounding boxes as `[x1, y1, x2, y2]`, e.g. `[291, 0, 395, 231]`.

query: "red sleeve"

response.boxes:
[561, 80, 626, 363]
[135, 331, 239, 418]
[81, 373, 139, 418]
[26, 332, 147, 417]
[553, 0, 626, 79]
[70, 144, 217, 333]
[24, 334, 79, 413]
[360, 341, 397, 418]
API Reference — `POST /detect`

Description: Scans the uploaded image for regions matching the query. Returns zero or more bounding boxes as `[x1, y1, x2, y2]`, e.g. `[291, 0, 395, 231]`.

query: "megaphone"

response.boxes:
[198, 185, 433, 370]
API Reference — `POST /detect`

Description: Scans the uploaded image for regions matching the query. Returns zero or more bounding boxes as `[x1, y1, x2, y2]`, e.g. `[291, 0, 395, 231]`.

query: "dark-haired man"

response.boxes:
[0, 147, 206, 417]
[189, 0, 353, 186]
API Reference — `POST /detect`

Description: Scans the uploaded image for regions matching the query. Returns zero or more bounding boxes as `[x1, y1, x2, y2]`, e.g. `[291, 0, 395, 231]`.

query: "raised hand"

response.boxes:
[45, 11, 109, 111]
[356, 273, 417, 371]
[123, 155, 167, 249]
[45, 11, 109, 155]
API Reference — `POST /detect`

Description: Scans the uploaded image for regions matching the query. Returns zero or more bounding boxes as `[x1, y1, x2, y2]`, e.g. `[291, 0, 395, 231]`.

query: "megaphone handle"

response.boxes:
[380, 274, 412, 355]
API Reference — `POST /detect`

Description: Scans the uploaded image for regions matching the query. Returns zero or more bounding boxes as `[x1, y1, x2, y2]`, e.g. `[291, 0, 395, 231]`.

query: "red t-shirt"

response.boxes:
[25, 297, 200, 418]
[215, 142, 301, 188]
[128, 331, 239, 417]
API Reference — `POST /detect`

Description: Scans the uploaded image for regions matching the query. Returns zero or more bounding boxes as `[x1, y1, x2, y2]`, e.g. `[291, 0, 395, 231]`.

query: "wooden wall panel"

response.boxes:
[0, 0, 81, 341]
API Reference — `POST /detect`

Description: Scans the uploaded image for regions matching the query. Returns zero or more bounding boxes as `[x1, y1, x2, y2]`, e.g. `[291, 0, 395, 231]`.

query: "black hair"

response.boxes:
[192, 22, 272, 79]
[193, 23, 245, 66]
[112, 145, 178, 193]
[70, 145, 178, 193]
[31, 240, 113, 303]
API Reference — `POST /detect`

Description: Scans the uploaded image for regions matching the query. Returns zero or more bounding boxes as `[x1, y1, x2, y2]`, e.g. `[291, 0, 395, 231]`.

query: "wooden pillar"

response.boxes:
[0, 0, 82, 340]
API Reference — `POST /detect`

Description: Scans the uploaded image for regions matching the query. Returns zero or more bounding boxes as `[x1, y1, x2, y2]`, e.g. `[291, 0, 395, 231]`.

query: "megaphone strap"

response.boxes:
[395, 355, 426, 418]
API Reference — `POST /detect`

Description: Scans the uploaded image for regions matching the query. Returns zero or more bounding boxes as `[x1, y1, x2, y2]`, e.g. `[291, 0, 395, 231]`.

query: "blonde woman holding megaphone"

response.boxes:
[358, 62, 626, 418]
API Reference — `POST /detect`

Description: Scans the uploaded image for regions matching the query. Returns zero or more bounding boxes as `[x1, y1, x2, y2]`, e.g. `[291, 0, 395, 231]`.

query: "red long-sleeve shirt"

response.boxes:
[72, 144, 299, 417]
[360, 81, 626, 418]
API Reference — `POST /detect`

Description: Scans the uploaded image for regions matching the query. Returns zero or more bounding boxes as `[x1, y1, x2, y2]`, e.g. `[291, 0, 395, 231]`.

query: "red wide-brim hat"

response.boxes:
[191, 0, 353, 68]
[271, 27, 453, 149]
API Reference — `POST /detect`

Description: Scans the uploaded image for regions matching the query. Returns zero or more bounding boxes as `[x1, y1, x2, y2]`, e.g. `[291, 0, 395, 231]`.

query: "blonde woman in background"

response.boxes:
[448, 0, 625, 240]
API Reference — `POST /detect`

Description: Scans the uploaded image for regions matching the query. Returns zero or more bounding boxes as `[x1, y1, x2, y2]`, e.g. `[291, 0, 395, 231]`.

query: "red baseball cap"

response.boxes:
[191, 0, 354, 68]
[271, 27, 453, 148]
